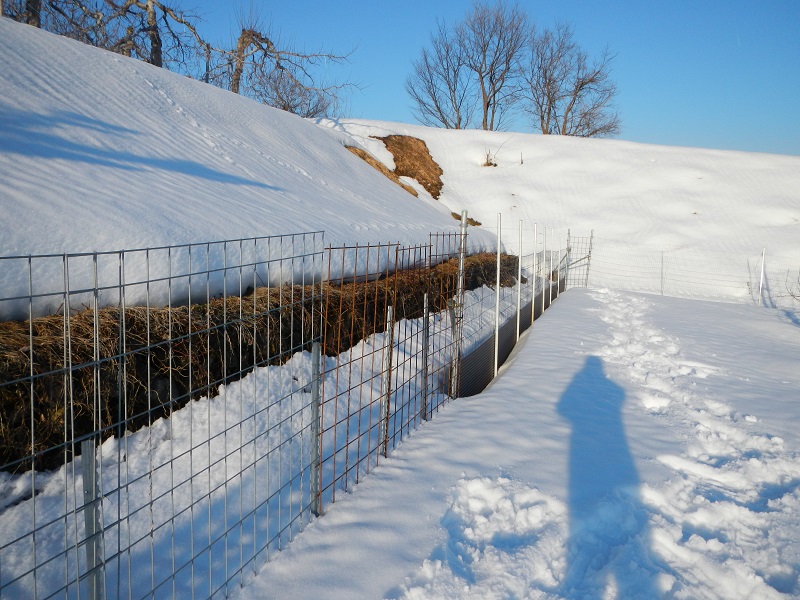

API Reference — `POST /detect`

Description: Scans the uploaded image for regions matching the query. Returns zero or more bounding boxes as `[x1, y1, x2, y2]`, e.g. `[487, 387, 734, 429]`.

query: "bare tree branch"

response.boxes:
[216, 22, 353, 118]
[405, 20, 475, 129]
[457, 0, 528, 131]
[521, 22, 620, 137]
[2, 0, 353, 117]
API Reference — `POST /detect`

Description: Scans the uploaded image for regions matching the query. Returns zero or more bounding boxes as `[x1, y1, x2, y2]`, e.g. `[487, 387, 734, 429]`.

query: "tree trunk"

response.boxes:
[231, 29, 253, 95]
[146, 0, 162, 68]
[25, 0, 41, 27]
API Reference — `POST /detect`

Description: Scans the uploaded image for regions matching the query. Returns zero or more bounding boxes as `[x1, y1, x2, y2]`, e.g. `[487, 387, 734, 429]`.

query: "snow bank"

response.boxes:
[0, 19, 493, 318]
[324, 118, 800, 259]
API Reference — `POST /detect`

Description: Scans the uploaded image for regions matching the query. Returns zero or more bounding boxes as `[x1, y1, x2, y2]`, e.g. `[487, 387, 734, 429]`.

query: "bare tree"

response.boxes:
[3, 0, 43, 26]
[106, 0, 206, 70]
[521, 22, 620, 137]
[251, 66, 337, 118]
[214, 21, 351, 118]
[405, 20, 476, 129]
[3, 0, 206, 69]
[457, 1, 528, 131]
[3, 0, 352, 117]
[24, 0, 41, 26]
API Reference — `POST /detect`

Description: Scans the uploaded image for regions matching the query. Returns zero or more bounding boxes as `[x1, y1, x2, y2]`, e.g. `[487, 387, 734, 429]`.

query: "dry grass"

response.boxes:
[345, 146, 419, 197]
[0, 253, 520, 472]
[451, 212, 482, 227]
[374, 135, 444, 199]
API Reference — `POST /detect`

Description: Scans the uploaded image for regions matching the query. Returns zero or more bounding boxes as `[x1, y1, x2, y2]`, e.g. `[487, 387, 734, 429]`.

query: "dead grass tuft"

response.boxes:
[345, 146, 418, 197]
[451, 212, 482, 227]
[374, 135, 444, 199]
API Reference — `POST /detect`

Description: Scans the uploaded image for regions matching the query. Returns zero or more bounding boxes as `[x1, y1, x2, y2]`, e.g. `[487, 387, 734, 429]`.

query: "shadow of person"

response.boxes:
[557, 356, 660, 599]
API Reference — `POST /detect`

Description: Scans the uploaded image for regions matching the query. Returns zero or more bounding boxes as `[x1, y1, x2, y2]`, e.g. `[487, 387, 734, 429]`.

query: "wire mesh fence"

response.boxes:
[4, 218, 793, 599]
[586, 237, 800, 308]
[0, 233, 327, 599]
[0, 224, 566, 600]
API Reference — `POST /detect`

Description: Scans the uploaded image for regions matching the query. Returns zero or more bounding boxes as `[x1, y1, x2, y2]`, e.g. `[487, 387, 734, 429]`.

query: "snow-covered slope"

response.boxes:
[0, 18, 470, 257]
[326, 119, 800, 256]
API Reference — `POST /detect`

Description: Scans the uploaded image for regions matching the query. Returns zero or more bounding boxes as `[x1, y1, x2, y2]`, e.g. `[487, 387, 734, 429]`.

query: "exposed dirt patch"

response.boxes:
[374, 135, 444, 199]
[345, 146, 418, 197]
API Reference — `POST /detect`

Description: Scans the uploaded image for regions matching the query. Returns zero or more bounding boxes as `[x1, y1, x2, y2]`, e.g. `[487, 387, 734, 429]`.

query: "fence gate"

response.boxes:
[566, 230, 594, 289]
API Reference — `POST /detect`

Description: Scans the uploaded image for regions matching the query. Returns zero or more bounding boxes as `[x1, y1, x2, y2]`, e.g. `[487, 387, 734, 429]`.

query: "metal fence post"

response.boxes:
[421, 293, 430, 421]
[81, 438, 104, 600]
[584, 230, 594, 288]
[759, 248, 766, 305]
[448, 211, 468, 399]
[516, 220, 522, 342]
[380, 305, 394, 458]
[310, 342, 322, 516]
[541, 225, 550, 314]
[494, 214, 502, 377]
[565, 229, 571, 290]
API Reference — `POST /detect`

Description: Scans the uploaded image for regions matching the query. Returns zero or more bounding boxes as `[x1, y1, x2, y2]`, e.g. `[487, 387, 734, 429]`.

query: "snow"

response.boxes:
[324, 119, 800, 259]
[232, 290, 800, 599]
[0, 18, 493, 319]
[2, 15, 800, 600]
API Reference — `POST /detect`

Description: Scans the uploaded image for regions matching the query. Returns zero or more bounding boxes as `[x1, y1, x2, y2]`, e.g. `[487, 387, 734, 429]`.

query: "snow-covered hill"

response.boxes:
[3, 16, 799, 265]
[327, 119, 800, 257]
[0, 18, 471, 258]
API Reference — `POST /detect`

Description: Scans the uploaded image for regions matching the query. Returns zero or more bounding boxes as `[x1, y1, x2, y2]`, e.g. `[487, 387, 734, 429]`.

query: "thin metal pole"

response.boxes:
[421, 293, 430, 421]
[380, 305, 394, 458]
[533, 224, 538, 320]
[120, 251, 132, 599]
[81, 438, 104, 600]
[759, 248, 766, 304]
[548, 229, 554, 307]
[515, 220, 522, 342]
[494, 213, 501, 377]
[310, 342, 322, 516]
[542, 227, 548, 313]
[585, 230, 594, 288]
[449, 211, 468, 398]
[90, 253, 107, 599]
[565, 229, 571, 290]
[27, 257, 37, 600]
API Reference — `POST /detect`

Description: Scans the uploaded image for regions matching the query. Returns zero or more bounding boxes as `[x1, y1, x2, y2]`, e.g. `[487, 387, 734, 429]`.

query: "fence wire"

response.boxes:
[587, 237, 799, 308]
[15, 220, 763, 600]
[4, 220, 792, 599]
[0, 233, 326, 599]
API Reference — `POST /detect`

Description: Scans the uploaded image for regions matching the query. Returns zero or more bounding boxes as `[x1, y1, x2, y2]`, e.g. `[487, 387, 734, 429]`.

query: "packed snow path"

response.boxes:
[233, 289, 800, 599]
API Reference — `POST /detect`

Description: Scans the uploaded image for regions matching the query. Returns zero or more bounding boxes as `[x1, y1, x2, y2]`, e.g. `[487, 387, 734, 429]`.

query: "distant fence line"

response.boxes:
[586, 235, 800, 309]
[0, 218, 577, 600]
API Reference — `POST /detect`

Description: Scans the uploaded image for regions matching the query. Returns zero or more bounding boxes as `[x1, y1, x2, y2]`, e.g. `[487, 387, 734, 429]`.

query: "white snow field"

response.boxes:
[233, 289, 800, 600]
[2, 14, 800, 600]
[324, 119, 800, 258]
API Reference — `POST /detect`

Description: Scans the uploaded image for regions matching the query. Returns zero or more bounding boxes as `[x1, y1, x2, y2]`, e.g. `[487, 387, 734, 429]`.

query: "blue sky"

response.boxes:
[191, 1, 800, 156]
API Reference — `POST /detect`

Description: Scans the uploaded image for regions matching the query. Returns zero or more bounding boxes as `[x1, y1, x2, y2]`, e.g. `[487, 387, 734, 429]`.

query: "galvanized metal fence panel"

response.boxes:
[0, 220, 669, 600]
[317, 233, 466, 513]
[0, 233, 326, 599]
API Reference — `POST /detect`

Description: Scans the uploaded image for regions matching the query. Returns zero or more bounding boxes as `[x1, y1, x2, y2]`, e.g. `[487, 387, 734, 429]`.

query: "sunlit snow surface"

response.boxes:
[235, 290, 800, 600]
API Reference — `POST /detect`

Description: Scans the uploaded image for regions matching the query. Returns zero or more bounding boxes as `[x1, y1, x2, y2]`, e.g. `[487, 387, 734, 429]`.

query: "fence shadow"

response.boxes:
[557, 356, 660, 599]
